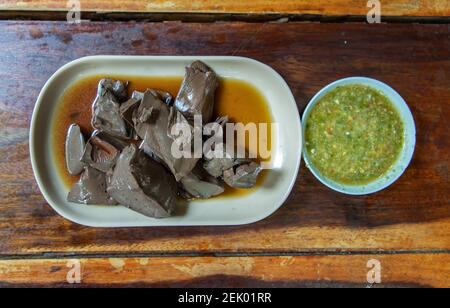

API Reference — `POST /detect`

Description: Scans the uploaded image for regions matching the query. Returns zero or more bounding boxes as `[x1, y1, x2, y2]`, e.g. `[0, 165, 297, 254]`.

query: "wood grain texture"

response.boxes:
[0, 0, 449, 17]
[0, 21, 449, 256]
[1, 254, 449, 287]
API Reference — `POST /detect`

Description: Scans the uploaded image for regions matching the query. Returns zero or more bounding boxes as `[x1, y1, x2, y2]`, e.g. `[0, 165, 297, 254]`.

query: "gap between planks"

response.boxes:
[0, 11, 450, 24]
[1, 250, 450, 261]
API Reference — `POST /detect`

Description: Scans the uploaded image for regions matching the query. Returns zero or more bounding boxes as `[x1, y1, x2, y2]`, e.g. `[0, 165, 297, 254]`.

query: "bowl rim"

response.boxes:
[301, 77, 416, 195]
[29, 55, 302, 227]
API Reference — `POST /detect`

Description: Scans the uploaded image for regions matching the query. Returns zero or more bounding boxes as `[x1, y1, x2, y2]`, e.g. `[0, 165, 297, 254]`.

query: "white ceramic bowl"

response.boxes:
[302, 77, 416, 195]
[30, 56, 302, 227]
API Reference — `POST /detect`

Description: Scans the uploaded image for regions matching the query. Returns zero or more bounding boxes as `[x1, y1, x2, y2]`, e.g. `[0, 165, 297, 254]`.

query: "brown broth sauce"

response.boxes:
[52, 75, 273, 198]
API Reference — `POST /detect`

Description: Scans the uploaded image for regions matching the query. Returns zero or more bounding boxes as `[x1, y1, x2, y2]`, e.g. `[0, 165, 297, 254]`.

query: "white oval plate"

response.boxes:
[30, 56, 302, 227]
[302, 77, 416, 195]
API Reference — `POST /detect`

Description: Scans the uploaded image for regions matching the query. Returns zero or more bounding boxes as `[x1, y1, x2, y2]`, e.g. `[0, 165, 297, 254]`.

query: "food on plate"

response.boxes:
[68, 166, 117, 205]
[91, 79, 129, 138]
[61, 61, 268, 218]
[223, 161, 262, 189]
[107, 144, 178, 218]
[65, 124, 86, 176]
[180, 162, 225, 199]
[134, 89, 198, 181]
[175, 60, 218, 123]
[81, 131, 122, 173]
[305, 84, 405, 185]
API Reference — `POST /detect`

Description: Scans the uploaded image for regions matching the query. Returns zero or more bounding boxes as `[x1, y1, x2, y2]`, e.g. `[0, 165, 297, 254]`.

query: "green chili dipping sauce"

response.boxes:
[305, 84, 405, 185]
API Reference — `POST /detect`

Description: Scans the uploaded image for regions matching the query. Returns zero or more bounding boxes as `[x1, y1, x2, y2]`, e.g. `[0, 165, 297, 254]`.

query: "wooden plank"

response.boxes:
[0, 0, 449, 17]
[0, 21, 449, 255]
[0, 254, 448, 287]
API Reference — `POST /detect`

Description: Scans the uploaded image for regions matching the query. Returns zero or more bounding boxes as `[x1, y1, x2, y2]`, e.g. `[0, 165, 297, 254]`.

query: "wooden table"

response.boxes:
[0, 2, 449, 288]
